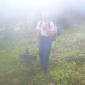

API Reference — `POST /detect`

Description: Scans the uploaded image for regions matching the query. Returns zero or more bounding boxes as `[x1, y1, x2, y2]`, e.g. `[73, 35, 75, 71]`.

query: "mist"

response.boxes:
[0, 0, 85, 32]
[0, 0, 85, 20]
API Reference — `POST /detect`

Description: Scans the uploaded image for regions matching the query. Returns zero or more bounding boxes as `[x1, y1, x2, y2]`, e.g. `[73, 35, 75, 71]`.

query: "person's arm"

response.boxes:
[36, 22, 40, 47]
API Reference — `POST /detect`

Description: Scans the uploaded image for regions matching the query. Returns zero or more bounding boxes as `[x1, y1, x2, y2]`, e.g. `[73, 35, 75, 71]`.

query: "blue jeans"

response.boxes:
[39, 36, 52, 71]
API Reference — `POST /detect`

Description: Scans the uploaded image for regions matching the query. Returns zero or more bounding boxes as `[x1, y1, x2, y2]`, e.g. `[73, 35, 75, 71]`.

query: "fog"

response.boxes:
[0, 0, 85, 31]
[0, 1, 85, 85]
[0, 0, 85, 18]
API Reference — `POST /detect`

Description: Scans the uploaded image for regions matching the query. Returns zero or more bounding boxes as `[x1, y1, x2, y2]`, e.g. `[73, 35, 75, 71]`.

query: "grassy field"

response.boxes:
[0, 23, 85, 85]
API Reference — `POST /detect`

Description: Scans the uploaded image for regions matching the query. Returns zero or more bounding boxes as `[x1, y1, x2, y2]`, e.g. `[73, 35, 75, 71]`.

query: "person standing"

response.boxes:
[36, 15, 57, 72]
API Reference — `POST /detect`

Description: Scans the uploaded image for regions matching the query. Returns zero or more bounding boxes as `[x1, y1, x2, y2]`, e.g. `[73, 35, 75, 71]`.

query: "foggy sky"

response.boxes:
[0, 0, 85, 19]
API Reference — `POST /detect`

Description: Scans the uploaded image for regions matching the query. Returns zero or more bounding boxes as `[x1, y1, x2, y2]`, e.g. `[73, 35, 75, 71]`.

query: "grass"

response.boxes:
[0, 23, 85, 85]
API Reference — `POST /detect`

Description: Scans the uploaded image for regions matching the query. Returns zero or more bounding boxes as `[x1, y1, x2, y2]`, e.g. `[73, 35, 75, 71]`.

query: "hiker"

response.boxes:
[36, 13, 57, 71]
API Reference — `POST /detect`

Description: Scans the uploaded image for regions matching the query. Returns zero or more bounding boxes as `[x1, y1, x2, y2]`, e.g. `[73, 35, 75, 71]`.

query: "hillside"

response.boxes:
[0, 23, 85, 85]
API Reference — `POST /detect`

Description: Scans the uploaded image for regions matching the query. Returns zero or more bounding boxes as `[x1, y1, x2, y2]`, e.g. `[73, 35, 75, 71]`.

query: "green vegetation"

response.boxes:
[0, 23, 85, 85]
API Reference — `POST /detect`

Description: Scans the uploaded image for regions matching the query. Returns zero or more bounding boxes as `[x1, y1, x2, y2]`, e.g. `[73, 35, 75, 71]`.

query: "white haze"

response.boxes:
[0, 0, 85, 32]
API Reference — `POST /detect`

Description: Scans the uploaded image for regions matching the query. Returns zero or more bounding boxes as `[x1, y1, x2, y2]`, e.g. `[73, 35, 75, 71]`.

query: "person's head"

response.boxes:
[40, 11, 49, 22]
